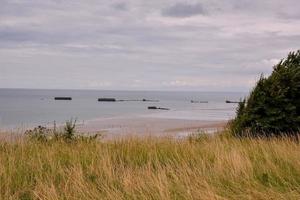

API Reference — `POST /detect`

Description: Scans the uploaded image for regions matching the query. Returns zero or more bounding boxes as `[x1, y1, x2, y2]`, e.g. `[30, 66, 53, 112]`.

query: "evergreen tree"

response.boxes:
[231, 50, 300, 137]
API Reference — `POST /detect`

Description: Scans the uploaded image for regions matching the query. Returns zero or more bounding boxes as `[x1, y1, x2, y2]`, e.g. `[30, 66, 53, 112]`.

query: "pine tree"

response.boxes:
[231, 50, 300, 137]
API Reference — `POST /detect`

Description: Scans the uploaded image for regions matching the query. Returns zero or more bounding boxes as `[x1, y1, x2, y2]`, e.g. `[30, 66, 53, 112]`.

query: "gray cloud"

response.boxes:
[0, 0, 299, 91]
[162, 3, 206, 18]
[278, 11, 300, 20]
[112, 2, 128, 11]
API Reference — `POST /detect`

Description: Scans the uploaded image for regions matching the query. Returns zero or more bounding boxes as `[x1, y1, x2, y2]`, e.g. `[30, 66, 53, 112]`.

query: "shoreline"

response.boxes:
[1, 115, 229, 139]
[76, 116, 228, 139]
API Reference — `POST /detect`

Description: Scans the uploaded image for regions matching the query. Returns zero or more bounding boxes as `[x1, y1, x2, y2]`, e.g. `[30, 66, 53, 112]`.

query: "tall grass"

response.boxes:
[0, 134, 300, 199]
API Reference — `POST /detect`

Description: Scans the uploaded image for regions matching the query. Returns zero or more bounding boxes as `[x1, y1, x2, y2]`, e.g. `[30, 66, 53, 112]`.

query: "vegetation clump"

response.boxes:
[231, 50, 300, 137]
[24, 125, 52, 142]
[25, 119, 100, 142]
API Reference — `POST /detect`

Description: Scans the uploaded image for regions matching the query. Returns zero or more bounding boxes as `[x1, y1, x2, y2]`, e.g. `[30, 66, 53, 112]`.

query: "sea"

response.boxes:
[0, 88, 247, 130]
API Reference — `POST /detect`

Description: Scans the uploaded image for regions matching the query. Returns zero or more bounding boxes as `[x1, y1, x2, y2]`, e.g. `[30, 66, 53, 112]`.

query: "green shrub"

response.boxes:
[231, 50, 300, 137]
[64, 119, 77, 140]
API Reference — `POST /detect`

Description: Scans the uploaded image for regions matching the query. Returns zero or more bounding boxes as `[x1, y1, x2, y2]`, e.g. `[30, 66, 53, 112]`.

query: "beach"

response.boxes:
[77, 116, 227, 139]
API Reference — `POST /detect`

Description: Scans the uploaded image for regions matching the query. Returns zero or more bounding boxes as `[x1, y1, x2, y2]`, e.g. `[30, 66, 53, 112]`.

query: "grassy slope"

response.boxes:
[1, 134, 300, 200]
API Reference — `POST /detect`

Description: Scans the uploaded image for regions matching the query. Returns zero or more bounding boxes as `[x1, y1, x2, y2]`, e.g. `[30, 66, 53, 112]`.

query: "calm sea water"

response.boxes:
[0, 89, 246, 129]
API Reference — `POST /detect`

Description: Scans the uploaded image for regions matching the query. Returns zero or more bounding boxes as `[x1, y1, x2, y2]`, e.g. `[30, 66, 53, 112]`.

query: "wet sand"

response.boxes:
[0, 117, 228, 140]
[77, 116, 227, 139]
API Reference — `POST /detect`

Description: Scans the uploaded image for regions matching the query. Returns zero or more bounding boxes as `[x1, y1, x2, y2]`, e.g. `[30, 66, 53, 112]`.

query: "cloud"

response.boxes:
[162, 3, 206, 18]
[0, 0, 299, 91]
[112, 2, 128, 11]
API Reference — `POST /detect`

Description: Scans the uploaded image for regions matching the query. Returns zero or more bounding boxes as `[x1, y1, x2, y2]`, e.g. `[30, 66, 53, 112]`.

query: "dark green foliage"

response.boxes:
[231, 50, 300, 136]
[64, 119, 77, 140]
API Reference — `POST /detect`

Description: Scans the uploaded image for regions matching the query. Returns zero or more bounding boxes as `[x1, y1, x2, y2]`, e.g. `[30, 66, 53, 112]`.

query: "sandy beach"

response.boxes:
[0, 116, 228, 140]
[76, 116, 227, 139]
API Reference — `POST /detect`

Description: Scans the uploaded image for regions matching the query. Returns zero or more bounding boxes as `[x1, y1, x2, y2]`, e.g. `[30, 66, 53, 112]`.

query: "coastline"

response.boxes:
[0, 114, 229, 140]
[76, 116, 228, 139]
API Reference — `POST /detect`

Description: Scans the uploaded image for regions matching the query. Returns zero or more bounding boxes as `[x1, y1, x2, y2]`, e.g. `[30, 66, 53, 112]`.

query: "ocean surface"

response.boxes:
[0, 89, 247, 130]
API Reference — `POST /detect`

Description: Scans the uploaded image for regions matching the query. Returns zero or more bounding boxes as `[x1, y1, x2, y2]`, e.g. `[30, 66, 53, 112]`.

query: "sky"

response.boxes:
[0, 0, 299, 92]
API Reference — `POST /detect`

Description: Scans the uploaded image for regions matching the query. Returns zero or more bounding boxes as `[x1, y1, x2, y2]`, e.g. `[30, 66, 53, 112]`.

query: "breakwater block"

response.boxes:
[142, 99, 159, 102]
[54, 97, 72, 100]
[148, 106, 158, 109]
[98, 98, 117, 102]
[225, 100, 241, 103]
[148, 106, 170, 110]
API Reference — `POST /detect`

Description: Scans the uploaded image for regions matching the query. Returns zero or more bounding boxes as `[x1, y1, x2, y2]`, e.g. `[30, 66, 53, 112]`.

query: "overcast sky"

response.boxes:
[0, 0, 299, 91]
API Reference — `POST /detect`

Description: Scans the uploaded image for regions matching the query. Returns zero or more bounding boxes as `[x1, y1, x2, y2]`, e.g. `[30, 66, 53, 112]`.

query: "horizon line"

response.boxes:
[0, 87, 248, 93]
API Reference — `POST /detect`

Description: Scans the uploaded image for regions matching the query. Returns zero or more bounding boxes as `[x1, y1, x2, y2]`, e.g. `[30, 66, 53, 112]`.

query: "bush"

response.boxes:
[64, 119, 77, 140]
[231, 50, 300, 137]
[25, 119, 101, 142]
[25, 126, 52, 142]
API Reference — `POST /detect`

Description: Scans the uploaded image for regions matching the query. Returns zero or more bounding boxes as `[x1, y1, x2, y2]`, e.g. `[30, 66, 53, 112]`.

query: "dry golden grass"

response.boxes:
[1, 133, 300, 200]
